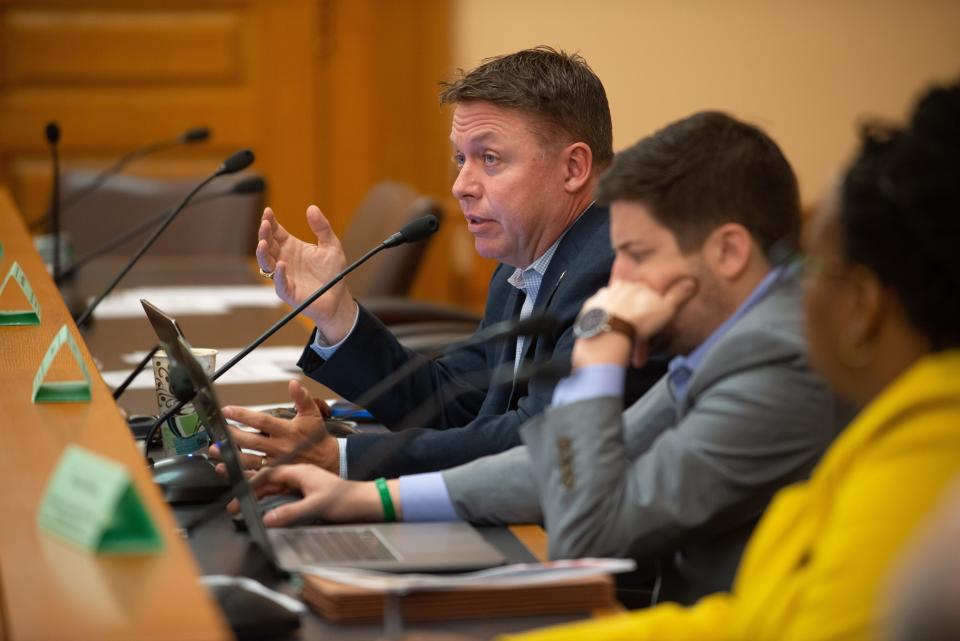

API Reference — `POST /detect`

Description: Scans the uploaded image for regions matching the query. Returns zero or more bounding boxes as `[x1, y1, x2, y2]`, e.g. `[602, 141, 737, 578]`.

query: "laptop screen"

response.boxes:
[141, 299, 279, 564]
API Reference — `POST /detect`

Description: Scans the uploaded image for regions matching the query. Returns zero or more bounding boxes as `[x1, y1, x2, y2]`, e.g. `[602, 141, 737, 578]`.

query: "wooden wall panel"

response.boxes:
[2, 8, 243, 85]
[0, 0, 481, 307]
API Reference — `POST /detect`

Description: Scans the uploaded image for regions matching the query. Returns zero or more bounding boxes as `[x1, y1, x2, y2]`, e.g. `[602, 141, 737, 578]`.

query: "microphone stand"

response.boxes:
[31, 126, 212, 231]
[112, 345, 160, 400]
[74, 149, 253, 328]
[142, 242, 391, 446]
[45, 123, 62, 284]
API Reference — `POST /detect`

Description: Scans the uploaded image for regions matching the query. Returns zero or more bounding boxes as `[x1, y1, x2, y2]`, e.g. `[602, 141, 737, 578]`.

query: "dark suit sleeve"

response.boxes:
[297, 304, 489, 430]
[341, 318, 581, 479]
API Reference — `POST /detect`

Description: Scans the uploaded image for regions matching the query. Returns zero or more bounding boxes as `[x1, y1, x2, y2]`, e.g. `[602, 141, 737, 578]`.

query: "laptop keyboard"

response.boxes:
[279, 528, 399, 564]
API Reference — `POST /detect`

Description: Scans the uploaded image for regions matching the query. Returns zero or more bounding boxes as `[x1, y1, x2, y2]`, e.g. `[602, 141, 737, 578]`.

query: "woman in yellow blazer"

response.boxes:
[503, 82, 960, 641]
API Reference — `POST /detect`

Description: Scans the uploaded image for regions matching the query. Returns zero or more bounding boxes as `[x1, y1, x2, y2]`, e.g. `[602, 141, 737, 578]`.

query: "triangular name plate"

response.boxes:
[32, 324, 93, 403]
[38, 444, 163, 554]
[0, 261, 41, 325]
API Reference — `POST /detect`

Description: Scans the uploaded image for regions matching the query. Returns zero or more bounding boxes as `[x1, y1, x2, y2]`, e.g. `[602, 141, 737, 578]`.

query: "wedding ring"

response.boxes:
[258, 266, 275, 280]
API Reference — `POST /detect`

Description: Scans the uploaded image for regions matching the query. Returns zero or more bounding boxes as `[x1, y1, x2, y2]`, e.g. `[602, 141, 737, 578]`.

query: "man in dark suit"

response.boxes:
[215, 47, 664, 480]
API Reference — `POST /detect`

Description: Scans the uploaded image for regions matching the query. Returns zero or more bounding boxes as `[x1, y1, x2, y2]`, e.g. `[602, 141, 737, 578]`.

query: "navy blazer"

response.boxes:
[297, 203, 665, 479]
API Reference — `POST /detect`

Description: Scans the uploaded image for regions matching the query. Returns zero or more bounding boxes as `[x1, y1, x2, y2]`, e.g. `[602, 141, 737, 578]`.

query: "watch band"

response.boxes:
[604, 314, 637, 342]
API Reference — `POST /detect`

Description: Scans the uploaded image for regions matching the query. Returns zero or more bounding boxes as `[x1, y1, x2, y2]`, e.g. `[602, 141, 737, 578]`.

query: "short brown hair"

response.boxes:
[596, 111, 802, 257]
[439, 46, 613, 168]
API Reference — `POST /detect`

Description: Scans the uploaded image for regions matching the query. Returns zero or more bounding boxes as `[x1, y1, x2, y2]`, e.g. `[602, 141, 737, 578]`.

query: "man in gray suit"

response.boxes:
[246, 111, 848, 605]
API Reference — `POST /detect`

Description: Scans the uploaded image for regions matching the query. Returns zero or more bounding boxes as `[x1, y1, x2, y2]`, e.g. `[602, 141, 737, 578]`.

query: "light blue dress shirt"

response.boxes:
[395, 235, 567, 518]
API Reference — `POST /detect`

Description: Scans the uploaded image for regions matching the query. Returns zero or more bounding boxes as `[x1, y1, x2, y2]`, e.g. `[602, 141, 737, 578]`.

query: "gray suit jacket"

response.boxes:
[442, 273, 850, 603]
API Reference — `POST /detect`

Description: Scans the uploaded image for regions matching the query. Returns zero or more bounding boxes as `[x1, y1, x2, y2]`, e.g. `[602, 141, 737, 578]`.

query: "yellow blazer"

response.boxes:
[504, 350, 960, 641]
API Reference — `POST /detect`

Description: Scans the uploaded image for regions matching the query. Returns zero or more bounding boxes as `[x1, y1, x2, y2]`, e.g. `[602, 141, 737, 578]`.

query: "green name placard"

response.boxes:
[32, 324, 93, 403]
[0, 261, 41, 325]
[38, 444, 163, 554]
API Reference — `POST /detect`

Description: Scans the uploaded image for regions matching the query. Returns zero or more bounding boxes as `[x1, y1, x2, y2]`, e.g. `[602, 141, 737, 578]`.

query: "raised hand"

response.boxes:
[256, 205, 358, 343]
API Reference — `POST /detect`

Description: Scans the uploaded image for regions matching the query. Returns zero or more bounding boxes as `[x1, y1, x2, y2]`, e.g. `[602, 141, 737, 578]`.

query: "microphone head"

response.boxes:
[219, 149, 255, 175]
[383, 214, 440, 248]
[45, 122, 60, 145]
[180, 126, 211, 143]
[230, 175, 266, 195]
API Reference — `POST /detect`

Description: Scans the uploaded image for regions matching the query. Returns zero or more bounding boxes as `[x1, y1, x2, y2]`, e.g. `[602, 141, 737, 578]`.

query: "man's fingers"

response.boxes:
[273, 260, 294, 302]
[304, 205, 337, 245]
[314, 397, 333, 418]
[237, 449, 269, 470]
[225, 425, 273, 456]
[263, 498, 313, 527]
[215, 449, 268, 472]
[261, 207, 289, 242]
[255, 237, 276, 273]
[223, 405, 286, 437]
[289, 380, 320, 417]
[663, 276, 698, 309]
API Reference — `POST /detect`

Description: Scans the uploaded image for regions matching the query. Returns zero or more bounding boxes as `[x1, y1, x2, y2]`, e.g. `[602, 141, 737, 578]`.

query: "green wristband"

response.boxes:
[375, 477, 396, 522]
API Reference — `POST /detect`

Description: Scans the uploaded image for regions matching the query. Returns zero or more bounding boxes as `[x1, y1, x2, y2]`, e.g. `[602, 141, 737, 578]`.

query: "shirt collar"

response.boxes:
[506, 201, 595, 297]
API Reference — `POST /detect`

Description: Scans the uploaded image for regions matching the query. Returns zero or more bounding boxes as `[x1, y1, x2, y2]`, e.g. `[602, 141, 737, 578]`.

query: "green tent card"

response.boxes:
[32, 324, 93, 403]
[0, 261, 41, 325]
[38, 444, 163, 554]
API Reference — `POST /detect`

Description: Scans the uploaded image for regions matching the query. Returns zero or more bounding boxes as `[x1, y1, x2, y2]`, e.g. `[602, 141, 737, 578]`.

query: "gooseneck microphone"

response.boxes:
[74, 149, 254, 327]
[141, 213, 441, 447]
[30, 126, 212, 232]
[44, 122, 62, 283]
[58, 175, 266, 282]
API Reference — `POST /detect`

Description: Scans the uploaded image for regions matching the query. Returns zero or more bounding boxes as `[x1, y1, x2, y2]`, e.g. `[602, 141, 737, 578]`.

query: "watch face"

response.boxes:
[574, 308, 608, 338]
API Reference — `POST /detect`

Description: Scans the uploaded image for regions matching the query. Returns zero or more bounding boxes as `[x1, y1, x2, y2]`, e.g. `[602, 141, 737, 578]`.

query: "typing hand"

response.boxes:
[209, 379, 340, 474]
[256, 205, 357, 343]
[226, 464, 384, 527]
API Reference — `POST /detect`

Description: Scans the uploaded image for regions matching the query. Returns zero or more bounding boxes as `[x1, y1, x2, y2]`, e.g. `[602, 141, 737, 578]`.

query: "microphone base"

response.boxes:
[205, 579, 301, 641]
[152, 454, 230, 504]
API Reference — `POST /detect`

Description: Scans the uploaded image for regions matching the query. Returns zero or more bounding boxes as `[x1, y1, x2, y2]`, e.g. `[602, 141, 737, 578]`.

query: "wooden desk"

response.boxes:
[0, 189, 229, 641]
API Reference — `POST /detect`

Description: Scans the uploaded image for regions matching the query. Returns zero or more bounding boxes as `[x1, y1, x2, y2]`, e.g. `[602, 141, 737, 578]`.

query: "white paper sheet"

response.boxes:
[92, 285, 282, 319]
[99, 345, 306, 390]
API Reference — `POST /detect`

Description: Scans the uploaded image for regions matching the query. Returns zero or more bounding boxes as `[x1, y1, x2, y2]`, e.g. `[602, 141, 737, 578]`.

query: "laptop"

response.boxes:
[141, 298, 507, 572]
